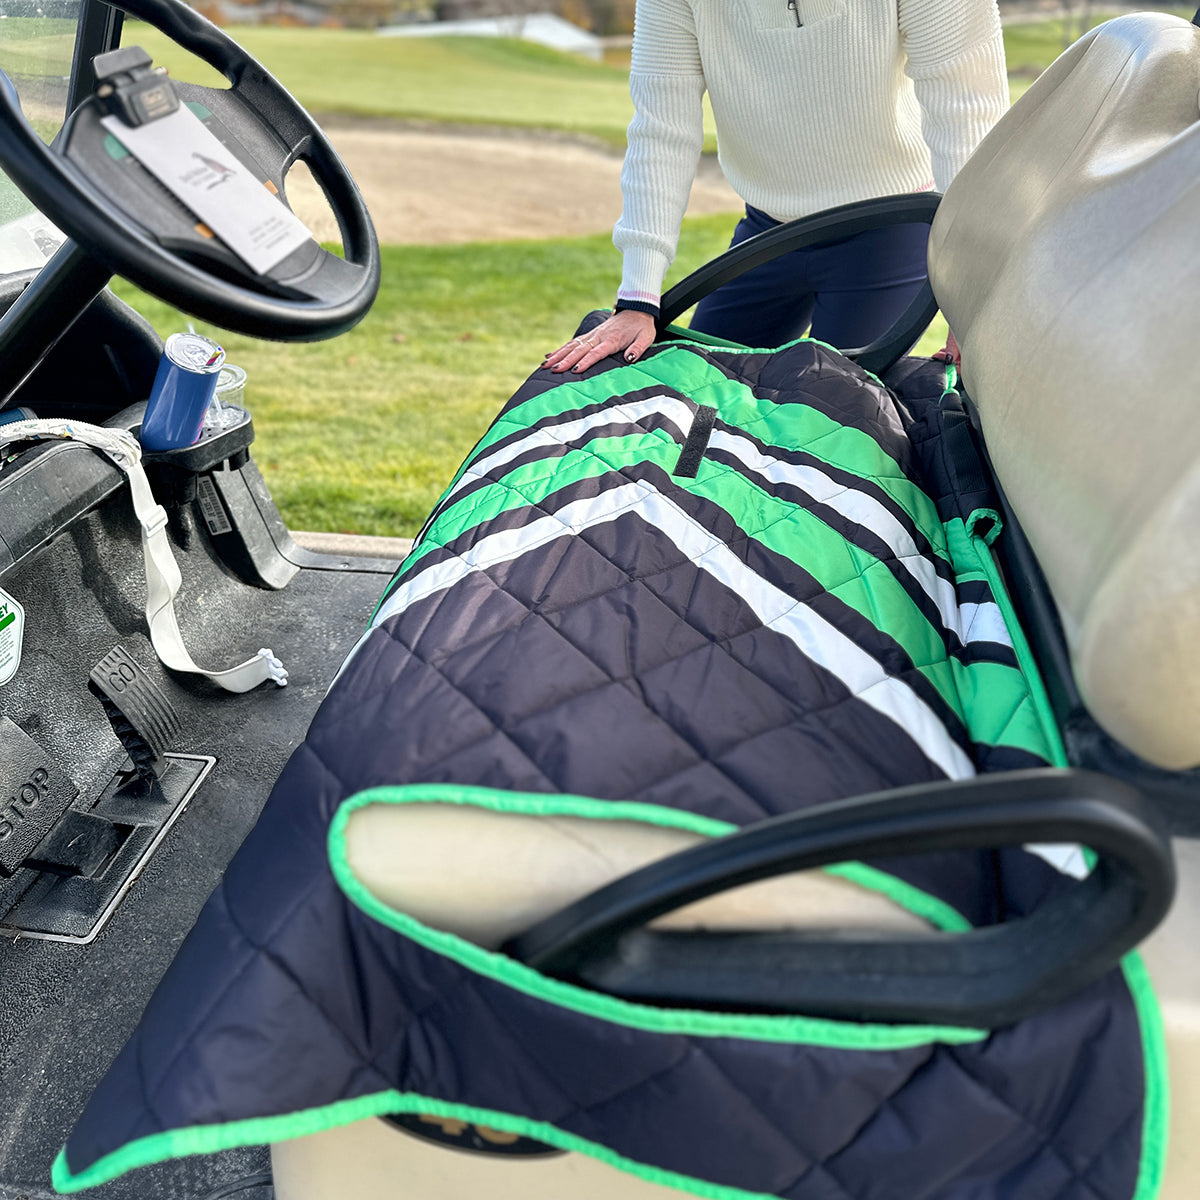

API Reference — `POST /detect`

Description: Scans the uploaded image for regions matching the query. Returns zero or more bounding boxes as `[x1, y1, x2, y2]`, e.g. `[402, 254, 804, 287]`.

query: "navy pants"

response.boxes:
[689, 204, 930, 351]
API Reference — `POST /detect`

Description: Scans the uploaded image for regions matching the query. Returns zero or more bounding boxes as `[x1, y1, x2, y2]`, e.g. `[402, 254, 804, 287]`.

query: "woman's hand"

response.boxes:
[542, 309, 657, 374]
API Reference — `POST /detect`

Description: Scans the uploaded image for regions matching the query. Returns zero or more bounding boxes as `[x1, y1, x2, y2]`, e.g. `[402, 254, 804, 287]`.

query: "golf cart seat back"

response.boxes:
[339, 803, 931, 950]
[927, 11, 1200, 771]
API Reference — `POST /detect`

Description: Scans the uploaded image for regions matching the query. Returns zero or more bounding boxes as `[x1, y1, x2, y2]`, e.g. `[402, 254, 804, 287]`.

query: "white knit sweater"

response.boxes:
[614, 0, 1009, 307]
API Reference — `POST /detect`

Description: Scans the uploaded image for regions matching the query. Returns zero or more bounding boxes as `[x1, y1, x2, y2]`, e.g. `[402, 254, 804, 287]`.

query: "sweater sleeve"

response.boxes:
[613, 0, 707, 308]
[898, 0, 1009, 192]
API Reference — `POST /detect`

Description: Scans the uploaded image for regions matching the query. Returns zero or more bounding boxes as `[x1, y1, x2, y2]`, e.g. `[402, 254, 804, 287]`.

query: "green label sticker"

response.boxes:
[0, 588, 25, 686]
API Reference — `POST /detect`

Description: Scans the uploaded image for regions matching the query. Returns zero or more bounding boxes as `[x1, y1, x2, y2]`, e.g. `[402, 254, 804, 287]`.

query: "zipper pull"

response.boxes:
[787, 0, 803, 25]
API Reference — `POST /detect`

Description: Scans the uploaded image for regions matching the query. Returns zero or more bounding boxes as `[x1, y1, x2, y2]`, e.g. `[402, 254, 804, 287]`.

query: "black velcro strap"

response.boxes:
[942, 407, 991, 501]
[673, 403, 716, 478]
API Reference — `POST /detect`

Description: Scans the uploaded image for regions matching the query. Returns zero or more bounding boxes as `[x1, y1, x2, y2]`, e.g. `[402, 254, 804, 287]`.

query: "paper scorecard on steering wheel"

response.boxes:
[100, 105, 314, 275]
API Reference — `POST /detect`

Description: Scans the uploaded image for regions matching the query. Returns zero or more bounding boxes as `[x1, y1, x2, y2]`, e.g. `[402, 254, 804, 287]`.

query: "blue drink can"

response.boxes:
[139, 332, 226, 452]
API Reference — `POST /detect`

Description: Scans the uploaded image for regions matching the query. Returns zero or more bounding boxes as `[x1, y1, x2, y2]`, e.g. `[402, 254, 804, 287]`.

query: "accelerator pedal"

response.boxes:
[89, 644, 181, 778]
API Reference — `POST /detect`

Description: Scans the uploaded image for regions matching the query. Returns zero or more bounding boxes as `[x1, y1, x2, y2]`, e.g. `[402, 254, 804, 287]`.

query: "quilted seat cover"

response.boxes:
[56, 338, 1165, 1200]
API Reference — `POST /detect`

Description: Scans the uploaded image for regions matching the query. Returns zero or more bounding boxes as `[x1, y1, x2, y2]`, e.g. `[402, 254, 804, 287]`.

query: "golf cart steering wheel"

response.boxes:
[0, 0, 379, 341]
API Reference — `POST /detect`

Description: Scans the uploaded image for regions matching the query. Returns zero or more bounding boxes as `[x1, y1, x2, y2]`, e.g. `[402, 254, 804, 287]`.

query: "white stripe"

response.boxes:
[1025, 843, 1090, 880]
[426, 394, 695, 529]
[431, 408, 1012, 652]
[708, 428, 1010, 649]
[959, 601, 1011, 647]
[360, 480, 974, 780]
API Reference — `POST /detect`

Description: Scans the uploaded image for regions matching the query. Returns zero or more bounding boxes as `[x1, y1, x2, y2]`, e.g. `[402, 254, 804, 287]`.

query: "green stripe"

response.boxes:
[699, 386, 941, 533]
[326, 784, 984, 1049]
[944, 660, 1054, 758]
[460, 348, 721, 469]
[387, 425, 970, 721]
[680, 453, 968, 711]
[471, 350, 937, 536]
[400, 425, 681, 575]
[947, 512, 1065, 765]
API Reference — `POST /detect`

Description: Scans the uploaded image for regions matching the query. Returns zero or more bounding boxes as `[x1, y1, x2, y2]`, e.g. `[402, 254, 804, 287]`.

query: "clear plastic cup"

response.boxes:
[205, 364, 248, 432]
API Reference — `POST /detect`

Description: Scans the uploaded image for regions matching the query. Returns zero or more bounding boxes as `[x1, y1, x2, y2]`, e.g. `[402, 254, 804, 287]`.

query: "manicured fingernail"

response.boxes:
[625, 352, 637, 362]
[572, 365, 583, 372]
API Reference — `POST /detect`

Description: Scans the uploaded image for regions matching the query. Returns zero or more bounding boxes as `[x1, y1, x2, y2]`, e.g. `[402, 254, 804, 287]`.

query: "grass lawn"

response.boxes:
[126, 25, 666, 149]
[0, 17, 75, 75]
[113, 217, 948, 537]
[1004, 7, 1193, 75]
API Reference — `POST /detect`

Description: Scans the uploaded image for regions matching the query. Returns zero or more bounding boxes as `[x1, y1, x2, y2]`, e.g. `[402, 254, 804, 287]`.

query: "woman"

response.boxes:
[545, 0, 1006, 372]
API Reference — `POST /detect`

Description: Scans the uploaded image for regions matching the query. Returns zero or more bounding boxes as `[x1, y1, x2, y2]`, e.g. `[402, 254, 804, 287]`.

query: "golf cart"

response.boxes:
[0, 2, 1193, 1199]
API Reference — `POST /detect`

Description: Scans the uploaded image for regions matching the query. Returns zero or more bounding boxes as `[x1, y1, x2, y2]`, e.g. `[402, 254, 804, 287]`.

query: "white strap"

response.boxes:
[1, 418, 287, 693]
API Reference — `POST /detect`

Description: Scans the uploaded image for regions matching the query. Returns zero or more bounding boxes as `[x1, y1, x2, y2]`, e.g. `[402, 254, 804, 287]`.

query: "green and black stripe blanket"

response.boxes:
[58, 327, 1164, 1200]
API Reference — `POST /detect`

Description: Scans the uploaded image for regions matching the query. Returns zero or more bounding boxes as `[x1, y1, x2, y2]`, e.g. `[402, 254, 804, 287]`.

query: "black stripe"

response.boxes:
[410, 385, 699, 547]
[621, 461, 977, 761]
[703, 445, 1020, 672]
[396, 457, 980, 763]
[379, 470, 636, 609]
[421, 410, 691, 538]
[957, 579, 996, 606]
[709, 416, 956, 587]
[371, 512, 955, 818]
[401, 455, 978, 764]
[672, 403, 716, 478]
[665, 339, 916, 468]
[973, 744, 1053, 773]
[473, 384, 698, 469]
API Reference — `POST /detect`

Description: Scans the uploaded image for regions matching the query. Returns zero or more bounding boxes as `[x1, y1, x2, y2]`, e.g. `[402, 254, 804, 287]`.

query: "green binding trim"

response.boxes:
[53, 1091, 784, 1199]
[1123, 952, 1171, 1200]
[1078, 843, 1168, 1200]
[941, 361, 959, 397]
[327, 784, 984, 1048]
[48, 785, 988, 1192]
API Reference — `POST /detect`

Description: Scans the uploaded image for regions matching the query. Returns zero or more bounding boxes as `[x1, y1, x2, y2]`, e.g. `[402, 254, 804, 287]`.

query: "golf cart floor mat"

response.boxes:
[57, 332, 1165, 1200]
[0, 465, 397, 1199]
